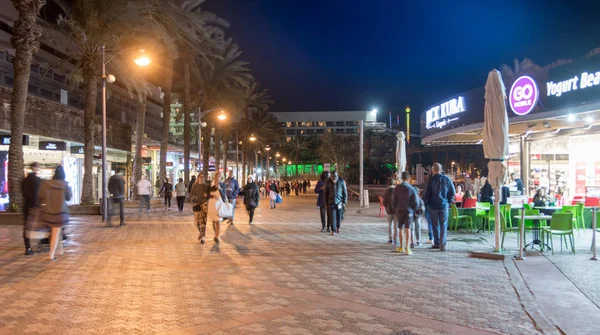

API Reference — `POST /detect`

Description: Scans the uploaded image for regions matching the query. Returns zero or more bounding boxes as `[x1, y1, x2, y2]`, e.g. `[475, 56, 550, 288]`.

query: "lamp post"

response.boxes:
[197, 109, 226, 176]
[451, 161, 456, 179]
[265, 146, 271, 179]
[100, 47, 145, 222]
[249, 134, 257, 178]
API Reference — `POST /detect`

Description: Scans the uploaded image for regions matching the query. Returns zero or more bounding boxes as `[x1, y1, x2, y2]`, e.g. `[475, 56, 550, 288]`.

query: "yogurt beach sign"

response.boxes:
[509, 76, 539, 116]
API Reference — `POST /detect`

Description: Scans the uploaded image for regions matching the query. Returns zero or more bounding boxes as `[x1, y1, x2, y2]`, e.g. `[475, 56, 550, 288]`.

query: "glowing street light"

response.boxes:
[134, 49, 151, 67]
[249, 134, 257, 142]
[275, 152, 281, 158]
[217, 111, 227, 120]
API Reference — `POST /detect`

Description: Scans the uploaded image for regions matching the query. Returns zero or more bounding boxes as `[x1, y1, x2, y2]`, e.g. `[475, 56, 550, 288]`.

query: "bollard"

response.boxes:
[516, 209, 525, 260]
[592, 207, 598, 261]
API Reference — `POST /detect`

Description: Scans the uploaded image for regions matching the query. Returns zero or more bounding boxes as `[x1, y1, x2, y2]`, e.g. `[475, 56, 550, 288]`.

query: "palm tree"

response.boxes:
[500, 58, 543, 86]
[285, 136, 309, 164]
[7, 0, 46, 211]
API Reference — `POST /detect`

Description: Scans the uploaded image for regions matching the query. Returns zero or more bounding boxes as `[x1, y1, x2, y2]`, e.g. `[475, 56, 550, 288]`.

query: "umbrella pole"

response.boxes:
[494, 188, 501, 252]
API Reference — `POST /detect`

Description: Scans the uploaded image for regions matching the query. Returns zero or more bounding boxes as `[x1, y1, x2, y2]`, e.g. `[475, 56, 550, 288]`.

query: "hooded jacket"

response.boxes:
[324, 175, 348, 207]
[39, 179, 72, 217]
[314, 179, 326, 207]
[423, 173, 456, 210]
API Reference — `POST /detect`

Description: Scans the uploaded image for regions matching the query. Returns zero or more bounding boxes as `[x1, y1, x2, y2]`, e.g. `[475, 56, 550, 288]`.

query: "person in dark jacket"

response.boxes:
[511, 173, 525, 195]
[499, 183, 510, 205]
[242, 175, 260, 225]
[323, 170, 347, 235]
[159, 179, 174, 211]
[268, 179, 279, 209]
[107, 171, 125, 226]
[423, 163, 456, 251]
[190, 174, 210, 243]
[21, 162, 41, 255]
[393, 171, 419, 255]
[382, 178, 397, 244]
[225, 171, 240, 224]
[314, 171, 331, 232]
[479, 179, 494, 204]
[39, 166, 72, 261]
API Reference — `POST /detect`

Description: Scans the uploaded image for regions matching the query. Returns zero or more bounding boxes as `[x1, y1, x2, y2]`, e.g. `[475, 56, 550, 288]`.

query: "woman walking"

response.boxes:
[207, 172, 227, 245]
[159, 179, 174, 210]
[269, 178, 279, 209]
[242, 175, 260, 225]
[175, 178, 187, 212]
[190, 174, 209, 243]
[38, 166, 72, 261]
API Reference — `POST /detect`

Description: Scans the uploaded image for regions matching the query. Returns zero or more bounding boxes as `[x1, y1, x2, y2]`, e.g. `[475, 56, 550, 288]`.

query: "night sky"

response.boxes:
[203, 0, 600, 133]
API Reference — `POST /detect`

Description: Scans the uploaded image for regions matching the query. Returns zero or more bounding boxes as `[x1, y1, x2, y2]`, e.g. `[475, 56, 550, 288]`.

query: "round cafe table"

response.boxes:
[514, 214, 553, 251]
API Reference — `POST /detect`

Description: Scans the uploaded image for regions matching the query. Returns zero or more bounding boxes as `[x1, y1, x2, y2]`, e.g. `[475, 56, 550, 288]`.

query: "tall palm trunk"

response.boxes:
[183, 60, 191, 184]
[222, 131, 230, 174]
[80, 63, 98, 205]
[132, 98, 146, 200]
[214, 129, 221, 172]
[159, 58, 173, 185]
[8, 0, 45, 211]
[202, 133, 210, 178]
[241, 144, 246, 186]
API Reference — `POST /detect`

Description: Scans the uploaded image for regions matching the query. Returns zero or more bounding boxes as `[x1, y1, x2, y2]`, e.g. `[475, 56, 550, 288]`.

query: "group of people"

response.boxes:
[314, 170, 347, 235]
[380, 163, 456, 254]
[21, 162, 72, 260]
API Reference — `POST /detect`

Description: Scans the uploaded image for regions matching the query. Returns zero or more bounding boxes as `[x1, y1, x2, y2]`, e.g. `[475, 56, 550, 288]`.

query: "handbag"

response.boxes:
[215, 196, 233, 218]
[276, 194, 283, 204]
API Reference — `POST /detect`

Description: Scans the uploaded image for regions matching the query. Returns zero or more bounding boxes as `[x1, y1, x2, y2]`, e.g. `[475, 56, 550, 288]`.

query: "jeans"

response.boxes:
[228, 198, 237, 220]
[425, 209, 433, 241]
[139, 195, 150, 212]
[328, 205, 341, 232]
[387, 214, 398, 241]
[319, 206, 331, 230]
[108, 197, 124, 223]
[164, 195, 171, 208]
[270, 199, 276, 208]
[412, 215, 421, 242]
[429, 207, 449, 247]
[248, 208, 255, 223]
[176, 196, 186, 211]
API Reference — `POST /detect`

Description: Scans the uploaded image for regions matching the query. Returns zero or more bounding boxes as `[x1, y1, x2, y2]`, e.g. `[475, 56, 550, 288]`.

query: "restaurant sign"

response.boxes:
[39, 141, 66, 151]
[425, 96, 466, 129]
[509, 76, 539, 116]
[547, 70, 600, 98]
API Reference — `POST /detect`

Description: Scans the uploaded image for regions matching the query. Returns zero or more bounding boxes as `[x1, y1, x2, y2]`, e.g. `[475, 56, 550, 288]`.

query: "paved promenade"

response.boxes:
[1, 193, 599, 335]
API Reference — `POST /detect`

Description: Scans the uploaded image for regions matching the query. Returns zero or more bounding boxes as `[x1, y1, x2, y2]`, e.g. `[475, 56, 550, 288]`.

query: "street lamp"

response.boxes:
[249, 134, 257, 142]
[100, 46, 149, 222]
[276, 152, 281, 158]
[265, 146, 271, 179]
[196, 109, 226, 176]
[359, 108, 378, 207]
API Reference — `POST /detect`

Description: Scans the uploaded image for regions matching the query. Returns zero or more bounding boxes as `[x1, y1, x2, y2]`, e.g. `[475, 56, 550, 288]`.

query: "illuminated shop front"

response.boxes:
[421, 54, 600, 201]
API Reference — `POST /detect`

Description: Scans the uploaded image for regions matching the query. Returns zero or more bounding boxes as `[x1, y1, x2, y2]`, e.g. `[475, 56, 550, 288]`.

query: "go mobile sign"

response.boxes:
[509, 76, 539, 116]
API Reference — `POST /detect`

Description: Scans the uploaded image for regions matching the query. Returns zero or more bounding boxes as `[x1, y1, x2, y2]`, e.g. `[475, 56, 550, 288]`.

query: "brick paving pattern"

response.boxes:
[1, 194, 599, 334]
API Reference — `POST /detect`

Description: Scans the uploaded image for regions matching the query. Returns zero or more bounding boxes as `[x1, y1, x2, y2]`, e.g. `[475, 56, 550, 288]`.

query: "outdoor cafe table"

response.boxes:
[514, 214, 553, 251]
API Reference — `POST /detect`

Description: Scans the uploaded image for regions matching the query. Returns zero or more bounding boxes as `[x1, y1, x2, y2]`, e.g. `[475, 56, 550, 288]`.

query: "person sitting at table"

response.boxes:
[461, 190, 475, 208]
[455, 185, 464, 203]
[479, 179, 494, 204]
[533, 187, 552, 215]
[499, 183, 510, 205]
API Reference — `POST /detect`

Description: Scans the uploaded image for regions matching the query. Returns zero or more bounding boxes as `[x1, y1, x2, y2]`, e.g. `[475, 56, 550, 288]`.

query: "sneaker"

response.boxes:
[388, 239, 393, 244]
[406, 247, 413, 255]
[214, 238, 220, 245]
[426, 240, 433, 244]
[417, 241, 422, 246]
[432, 245, 441, 249]
[25, 248, 34, 256]
[230, 221, 234, 225]
[167, 208, 171, 211]
[327, 228, 331, 232]
[200, 238, 205, 244]
[119, 222, 125, 226]
[321, 228, 326, 232]
[396, 246, 405, 253]
[249, 221, 253, 225]
[440, 245, 446, 251]
[410, 243, 415, 248]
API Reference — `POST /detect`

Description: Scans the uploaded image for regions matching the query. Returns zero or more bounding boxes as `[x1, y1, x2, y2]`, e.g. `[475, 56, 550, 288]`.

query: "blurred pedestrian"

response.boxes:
[314, 171, 331, 232]
[382, 178, 397, 245]
[242, 175, 260, 224]
[159, 178, 173, 211]
[207, 171, 227, 245]
[423, 163, 456, 251]
[137, 175, 152, 212]
[393, 171, 419, 255]
[175, 178, 187, 212]
[269, 178, 279, 209]
[38, 166, 72, 261]
[225, 170, 240, 225]
[324, 170, 347, 235]
[190, 174, 209, 243]
[22, 162, 41, 255]
[108, 171, 125, 226]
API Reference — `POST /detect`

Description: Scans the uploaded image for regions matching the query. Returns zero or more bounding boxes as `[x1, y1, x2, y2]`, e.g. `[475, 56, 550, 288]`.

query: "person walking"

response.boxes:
[302, 180, 308, 194]
[188, 175, 196, 194]
[323, 170, 347, 236]
[393, 171, 419, 255]
[38, 166, 72, 261]
[225, 171, 240, 225]
[159, 179, 174, 210]
[175, 178, 187, 212]
[242, 175, 260, 225]
[382, 178, 398, 244]
[22, 162, 41, 255]
[137, 175, 152, 212]
[411, 191, 426, 248]
[107, 171, 125, 226]
[207, 172, 227, 245]
[190, 174, 210, 243]
[314, 171, 331, 232]
[423, 163, 456, 251]
[269, 178, 279, 209]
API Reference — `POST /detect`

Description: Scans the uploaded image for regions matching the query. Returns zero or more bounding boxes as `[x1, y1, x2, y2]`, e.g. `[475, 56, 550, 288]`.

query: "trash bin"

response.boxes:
[363, 190, 370, 207]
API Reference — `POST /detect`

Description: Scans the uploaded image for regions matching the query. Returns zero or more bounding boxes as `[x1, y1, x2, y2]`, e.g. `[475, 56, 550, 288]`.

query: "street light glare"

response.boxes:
[275, 152, 281, 157]
[371, 108, 378, 114]
[134, 49, 151, 67]
[217, 112, 226, 120]
[249, 134, 257, 141]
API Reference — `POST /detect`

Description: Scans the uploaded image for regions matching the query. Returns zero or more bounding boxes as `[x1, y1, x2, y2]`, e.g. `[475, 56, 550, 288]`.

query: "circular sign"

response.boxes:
[509, 76, 539, 116]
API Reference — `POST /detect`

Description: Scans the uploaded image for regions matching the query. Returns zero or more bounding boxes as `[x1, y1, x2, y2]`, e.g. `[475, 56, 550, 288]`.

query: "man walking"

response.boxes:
[314, 171, 331, 232]
[423, 163, 455, 251]
[225, 170, 240, 224]
[393, 171, 419, 255]
[137, 175, 152, 212]
[382, 178, 397, 245]
[323, 170, 347, 236]
[21, 162, 41, 255]
[108, 171, 126, 226]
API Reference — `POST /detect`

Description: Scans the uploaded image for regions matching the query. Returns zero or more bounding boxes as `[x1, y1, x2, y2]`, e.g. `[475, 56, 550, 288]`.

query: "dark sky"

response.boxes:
[203, 0, 600, 132]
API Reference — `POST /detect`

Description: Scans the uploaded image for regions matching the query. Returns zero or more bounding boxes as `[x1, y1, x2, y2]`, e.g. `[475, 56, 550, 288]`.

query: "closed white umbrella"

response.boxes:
[396, 131, 407, 174]
[483, 69, 509, 251]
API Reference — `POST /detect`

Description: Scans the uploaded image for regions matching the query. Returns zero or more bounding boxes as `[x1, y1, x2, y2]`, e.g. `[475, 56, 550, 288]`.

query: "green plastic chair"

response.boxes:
[561, 205, 579, 236]
[576, 202, 585, 233]
[543, 213, 575, 255]
[476, 202, 490, 232]
[523, 203, 532, 211]
[520, 208, 548, 249]
[501, 208, 519, 251]
[504, 203, 513, 228]
[591, 211, 600, 250]
[485, 204, 506, 234]
[452, 203, 473, 232]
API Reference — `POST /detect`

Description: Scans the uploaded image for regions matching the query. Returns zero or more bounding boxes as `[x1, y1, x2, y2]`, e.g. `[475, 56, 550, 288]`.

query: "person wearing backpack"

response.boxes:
[159, 178, 174, 211]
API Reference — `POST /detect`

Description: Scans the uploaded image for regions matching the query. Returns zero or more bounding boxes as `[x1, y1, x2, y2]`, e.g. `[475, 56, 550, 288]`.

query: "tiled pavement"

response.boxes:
[0, 194, 599, 334]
